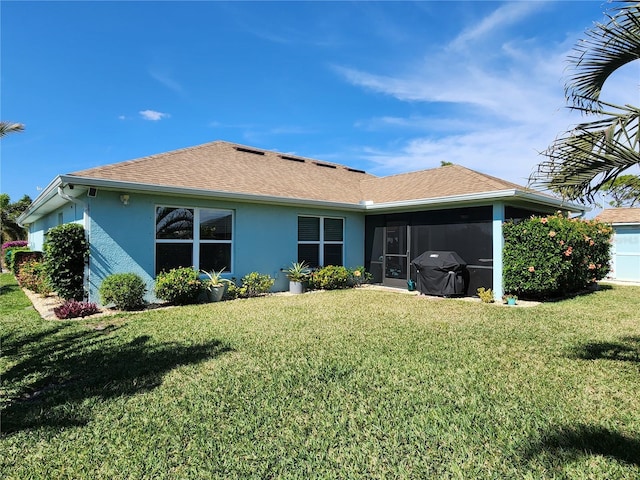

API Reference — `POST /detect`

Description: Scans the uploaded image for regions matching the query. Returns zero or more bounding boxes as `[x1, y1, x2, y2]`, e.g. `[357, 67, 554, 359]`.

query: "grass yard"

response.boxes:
[1, 273, 639, 479]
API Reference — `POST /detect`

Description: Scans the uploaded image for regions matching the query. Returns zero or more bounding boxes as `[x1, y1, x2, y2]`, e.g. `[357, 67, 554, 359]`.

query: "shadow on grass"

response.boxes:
[571, 336, 640, 363]
[1, 322, 233, 435]
[523, 424, 640, 467]
[520, 283, 614, 303]
[0, 284, 21, 295]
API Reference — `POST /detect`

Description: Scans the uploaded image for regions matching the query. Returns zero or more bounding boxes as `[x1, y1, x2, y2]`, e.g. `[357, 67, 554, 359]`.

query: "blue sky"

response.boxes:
[1, 1, 637, 204]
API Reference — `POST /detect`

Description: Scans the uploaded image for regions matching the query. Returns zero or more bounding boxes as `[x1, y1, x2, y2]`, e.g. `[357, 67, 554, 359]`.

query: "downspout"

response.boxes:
[57, 185, 91, 301]
[57, 185, 91, 227]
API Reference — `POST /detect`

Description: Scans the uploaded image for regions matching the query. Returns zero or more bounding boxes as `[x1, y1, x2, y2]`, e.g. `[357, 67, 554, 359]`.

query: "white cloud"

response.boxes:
[149, 69, 184, 94]
[139, 110, 170, 121]
[333, 3, 634, 189]
[448, 2, 545, 51]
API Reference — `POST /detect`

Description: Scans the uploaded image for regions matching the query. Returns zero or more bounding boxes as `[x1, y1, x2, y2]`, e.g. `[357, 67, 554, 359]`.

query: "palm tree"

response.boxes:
[1, 194, 31, 243]
[0, 121, 25, 138]
[530, 1, 640, 203]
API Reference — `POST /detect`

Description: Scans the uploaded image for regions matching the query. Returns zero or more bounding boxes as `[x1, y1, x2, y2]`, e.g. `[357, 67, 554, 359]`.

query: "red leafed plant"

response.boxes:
[54, 300, 100, 319]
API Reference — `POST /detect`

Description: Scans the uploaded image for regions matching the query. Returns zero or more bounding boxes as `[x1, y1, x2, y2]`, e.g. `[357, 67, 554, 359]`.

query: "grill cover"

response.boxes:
[411, 251, 467, 296]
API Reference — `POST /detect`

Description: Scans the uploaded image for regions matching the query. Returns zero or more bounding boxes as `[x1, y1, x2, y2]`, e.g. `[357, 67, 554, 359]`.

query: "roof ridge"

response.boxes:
[70, 140, 228, 175]
[449, 164, 525, 190]
[71, 140, 370, 176]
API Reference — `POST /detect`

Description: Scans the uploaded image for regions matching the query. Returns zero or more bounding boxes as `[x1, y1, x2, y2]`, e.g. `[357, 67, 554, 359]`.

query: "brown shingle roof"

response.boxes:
[69, 141, 372, 204]
[360, 164, 527, 203]
[596, 208, 640, 224]
[68, 140, 536, 205]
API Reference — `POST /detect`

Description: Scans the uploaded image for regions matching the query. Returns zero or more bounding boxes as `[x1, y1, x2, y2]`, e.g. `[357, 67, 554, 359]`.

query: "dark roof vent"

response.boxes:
[314, 162, 337, 169]
[347, 167, 366, 174]
[235, 146, 265, 156]
[279, 155, 305, 163]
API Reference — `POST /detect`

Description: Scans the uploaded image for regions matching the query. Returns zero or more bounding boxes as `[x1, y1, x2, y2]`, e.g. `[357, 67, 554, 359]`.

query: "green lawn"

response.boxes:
[1, 273, 639, 479]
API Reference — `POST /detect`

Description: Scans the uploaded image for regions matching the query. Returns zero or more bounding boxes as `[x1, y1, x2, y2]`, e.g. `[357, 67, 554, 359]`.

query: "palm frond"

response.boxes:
[0, 121, 25, 138]
[566, 1, 640, 109]
[531, 103, 640, 202]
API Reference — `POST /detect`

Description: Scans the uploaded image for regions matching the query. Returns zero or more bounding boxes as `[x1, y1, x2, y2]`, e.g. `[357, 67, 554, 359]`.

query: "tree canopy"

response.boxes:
[1, 194, 32, 243]
[600, 174, 640, 206]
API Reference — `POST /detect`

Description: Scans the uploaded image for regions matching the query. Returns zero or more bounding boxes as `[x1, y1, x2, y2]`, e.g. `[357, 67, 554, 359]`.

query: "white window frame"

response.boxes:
[155, 205, 234, 274]
[298, 216, 344, 267]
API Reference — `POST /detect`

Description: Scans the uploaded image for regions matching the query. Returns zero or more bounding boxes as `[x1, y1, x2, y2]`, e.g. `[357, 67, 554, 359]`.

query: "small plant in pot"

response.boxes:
[284, 261, 311, 294]
[503, 294, 518, 306]
[201, 267, 232, 302]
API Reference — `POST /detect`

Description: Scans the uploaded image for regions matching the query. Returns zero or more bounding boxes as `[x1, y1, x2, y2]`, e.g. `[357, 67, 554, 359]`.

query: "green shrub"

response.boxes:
[12, 250, 43, 275]
[239, 272, 275, 297]
[154, 267, 203, 305]
[17, 258, 52, 295]
[44, 223, 89, 301]
[503, 212, 612, 299]
[100, 273, 147, 310]
[2, 240, 28, 270]
[223, 281, 240, 300]
[6, 246, 30, 274]
[310, 265, 351, 290]
[349, 266, 373, 287]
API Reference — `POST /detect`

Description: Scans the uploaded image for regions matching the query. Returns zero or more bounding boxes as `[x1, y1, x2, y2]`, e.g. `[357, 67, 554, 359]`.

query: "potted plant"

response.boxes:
[284, 261, 311, 294]
[201, 268, 232, 302]
[503, 294, 518, 306]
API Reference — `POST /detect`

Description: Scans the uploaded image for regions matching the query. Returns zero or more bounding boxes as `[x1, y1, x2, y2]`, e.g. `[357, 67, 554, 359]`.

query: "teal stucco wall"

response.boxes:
[46, 190, 367, 305]
[27, 202, 84, 252]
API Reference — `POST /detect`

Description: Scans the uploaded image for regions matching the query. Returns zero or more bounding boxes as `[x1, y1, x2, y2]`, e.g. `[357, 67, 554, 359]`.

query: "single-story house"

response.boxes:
[18, 140, 586, 304]
[596, 208, 640, 283]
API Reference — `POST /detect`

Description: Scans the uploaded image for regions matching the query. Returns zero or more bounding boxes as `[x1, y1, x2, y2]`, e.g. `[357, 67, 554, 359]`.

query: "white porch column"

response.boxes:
[492, 202, 505, 301]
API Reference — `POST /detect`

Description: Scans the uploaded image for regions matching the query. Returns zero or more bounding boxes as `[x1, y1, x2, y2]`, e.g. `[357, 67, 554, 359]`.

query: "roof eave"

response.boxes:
[17, 176, 66, 225]
[362, 189, 588, 213]
[60, 176, 365, 211]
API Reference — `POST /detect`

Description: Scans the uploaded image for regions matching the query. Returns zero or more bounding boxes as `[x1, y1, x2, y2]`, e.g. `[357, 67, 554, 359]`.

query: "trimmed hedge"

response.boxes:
[4, 245, 30, 273]
[44, 224, 89, 301]
[11, 250, 42, 275]
[503, 212, 612, 299]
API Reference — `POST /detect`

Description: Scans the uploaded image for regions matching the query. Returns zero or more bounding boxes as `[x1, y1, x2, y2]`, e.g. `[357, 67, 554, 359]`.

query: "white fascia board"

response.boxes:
[59, 176, 366, 212]
[17, 176, 65, 225]
[511, 190, 588, 213]
[362, 189, 588, 213]
[20, 176, 587, 225]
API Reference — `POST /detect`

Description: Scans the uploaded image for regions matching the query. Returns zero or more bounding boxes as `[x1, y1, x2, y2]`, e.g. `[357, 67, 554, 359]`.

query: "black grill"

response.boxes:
[411, 251, 467, 296]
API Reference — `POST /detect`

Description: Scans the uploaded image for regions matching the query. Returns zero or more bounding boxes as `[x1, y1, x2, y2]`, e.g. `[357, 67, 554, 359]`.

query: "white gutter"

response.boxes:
[19, 175, 587, 225]
[59, 175, 366, 211]
[57, 185, 84, 206]
[362, 189, 587, 213]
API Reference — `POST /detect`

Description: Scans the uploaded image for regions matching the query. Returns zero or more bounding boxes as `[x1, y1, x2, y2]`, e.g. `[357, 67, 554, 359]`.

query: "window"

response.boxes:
[155, 206, 232, 274]
[298, 216, 344, 267]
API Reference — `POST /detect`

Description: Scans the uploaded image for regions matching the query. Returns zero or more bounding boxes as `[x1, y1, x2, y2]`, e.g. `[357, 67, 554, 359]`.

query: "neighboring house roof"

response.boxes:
[18, 140, 586, 224]
[596, 208, 640, 225]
